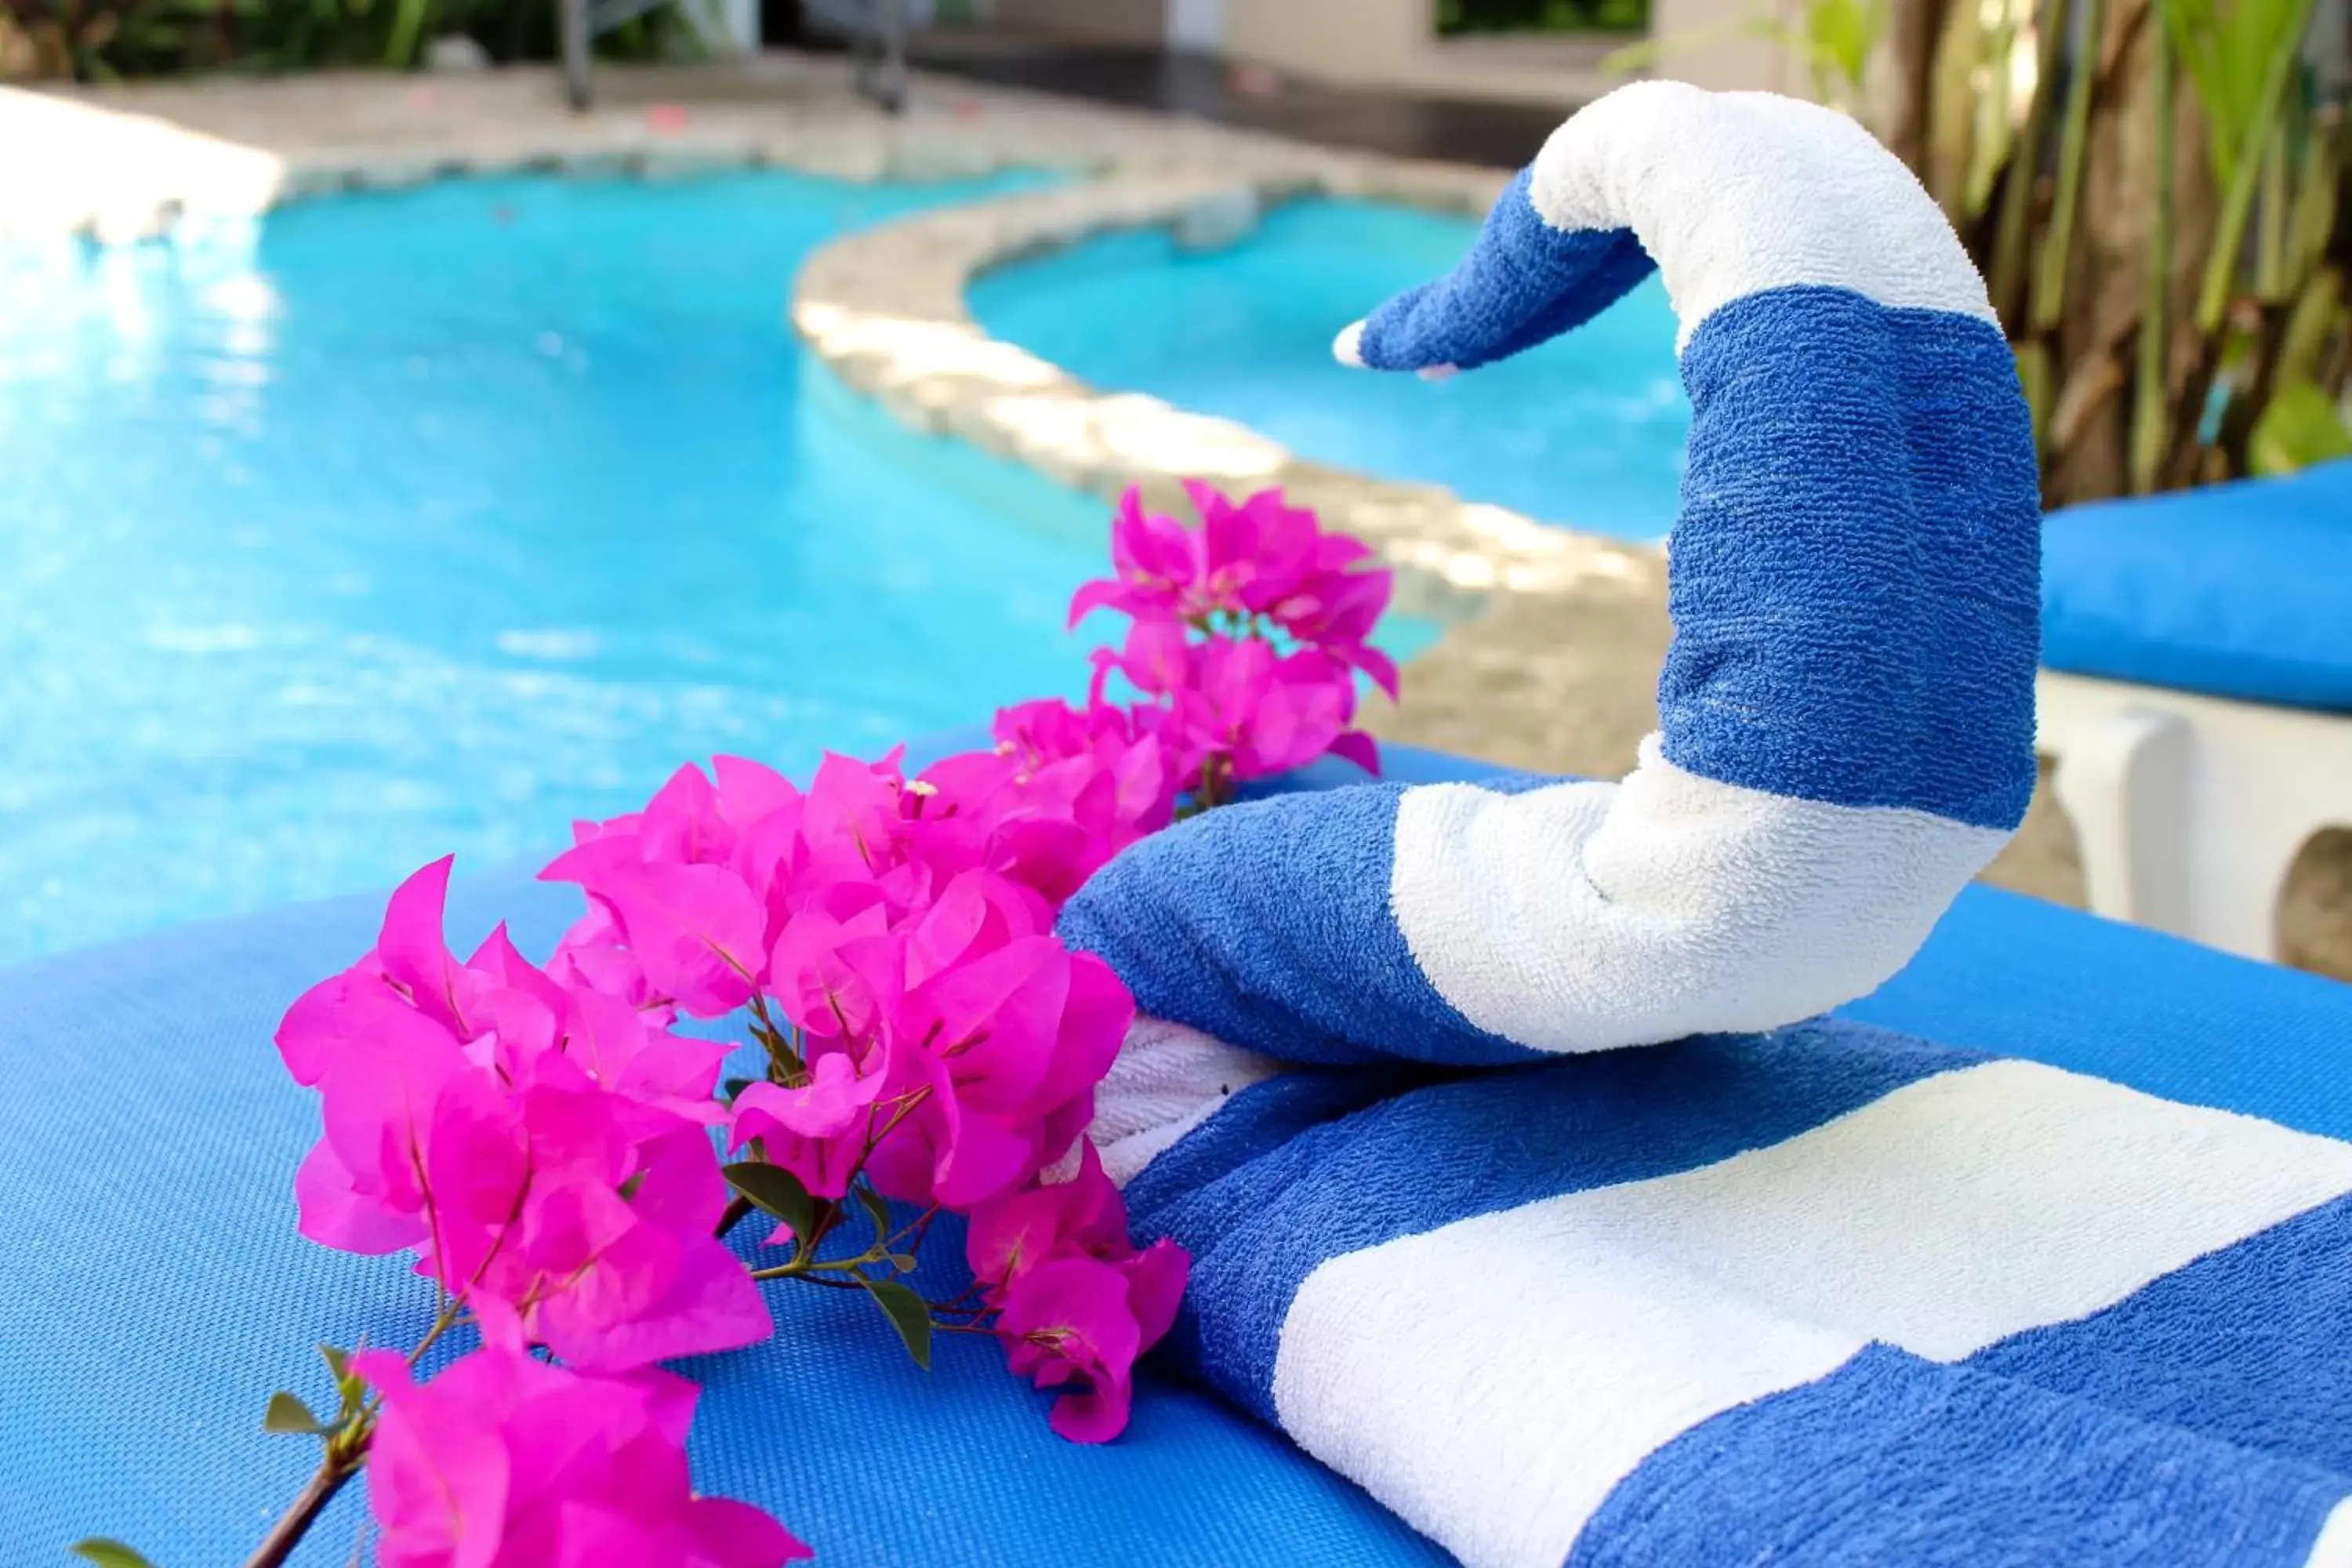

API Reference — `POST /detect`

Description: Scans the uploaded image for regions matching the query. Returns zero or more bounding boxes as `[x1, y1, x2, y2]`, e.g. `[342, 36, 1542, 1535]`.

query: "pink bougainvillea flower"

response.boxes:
[284, 856, 770, 1377]
[1156, 635, 1377, 787]
[967, 1144, 1192, 1443]
[270, 474, 1404, 1471]
[800, 750, 908, 877]
[635, 762, 737, 869]
[710, 753, 802, 829]
[546, 902, 672, 1025]
[965, 1140, 1130, 1292]
[1065, 481, 1397, 651]
[538, 857, 763, 1020]
[851, 1038, 1036, 1212]
[765, 906, 892, 1046]
[729, 1051, 886, 1203]
[560, 985, 730, 1129]
[994, 1254, 1150, 1444]
[1089, 618, 1191, 702]
[1065, 485, 1209, 626]
[356, 1345, 808, 1568]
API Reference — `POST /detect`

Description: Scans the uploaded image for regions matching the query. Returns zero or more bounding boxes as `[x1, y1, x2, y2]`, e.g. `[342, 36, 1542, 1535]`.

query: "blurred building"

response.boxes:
[932, 0, 1790, 103]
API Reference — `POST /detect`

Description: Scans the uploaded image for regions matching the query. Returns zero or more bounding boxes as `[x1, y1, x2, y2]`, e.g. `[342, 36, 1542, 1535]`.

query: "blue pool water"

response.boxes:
[0, 172, 1421, 965]
[971, 198, 1691, 541]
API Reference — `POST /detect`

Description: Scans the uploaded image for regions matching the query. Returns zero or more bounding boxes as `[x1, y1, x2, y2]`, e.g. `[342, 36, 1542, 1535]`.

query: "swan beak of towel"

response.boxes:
[1332, 319, 1458, 379]
[1330, 320, 1368, 367]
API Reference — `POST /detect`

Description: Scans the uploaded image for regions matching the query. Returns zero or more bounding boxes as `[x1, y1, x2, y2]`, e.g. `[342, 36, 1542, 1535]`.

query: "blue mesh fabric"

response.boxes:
[5, 740, 2350, 1566]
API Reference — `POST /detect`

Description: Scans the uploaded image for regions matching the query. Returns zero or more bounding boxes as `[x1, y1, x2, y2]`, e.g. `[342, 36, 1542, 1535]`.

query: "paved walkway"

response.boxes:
[5, 55, 2344, 978]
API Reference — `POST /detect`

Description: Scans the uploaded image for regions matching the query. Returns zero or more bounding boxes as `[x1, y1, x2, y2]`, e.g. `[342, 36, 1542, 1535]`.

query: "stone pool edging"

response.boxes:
[790, 164, 1670, 627]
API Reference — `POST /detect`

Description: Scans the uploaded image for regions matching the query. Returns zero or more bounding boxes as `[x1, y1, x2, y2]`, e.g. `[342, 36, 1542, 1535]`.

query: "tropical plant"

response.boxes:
[1605, 0, 1889, 111]
[0, 0, 675, 80]
[1441, 0, 1655, 34]
[1635, 0, 2350, 502]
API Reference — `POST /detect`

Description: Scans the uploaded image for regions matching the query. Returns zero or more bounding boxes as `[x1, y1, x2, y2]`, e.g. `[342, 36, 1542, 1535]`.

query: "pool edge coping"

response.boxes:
[790, 167, 1669, 627]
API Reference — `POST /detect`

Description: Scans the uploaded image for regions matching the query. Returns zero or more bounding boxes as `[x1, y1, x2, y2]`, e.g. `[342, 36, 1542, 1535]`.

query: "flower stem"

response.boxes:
[241, 1431, 369, 1568]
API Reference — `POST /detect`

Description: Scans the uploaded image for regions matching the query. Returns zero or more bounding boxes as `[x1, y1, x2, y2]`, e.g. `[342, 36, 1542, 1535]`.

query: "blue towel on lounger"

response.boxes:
[1058, 84, 2352, 1567]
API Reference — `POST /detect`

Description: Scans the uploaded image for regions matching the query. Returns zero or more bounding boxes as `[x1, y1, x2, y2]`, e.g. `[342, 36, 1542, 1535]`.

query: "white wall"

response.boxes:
[1168, 0, 1225, 51]
[1215, 0, 1790, 99]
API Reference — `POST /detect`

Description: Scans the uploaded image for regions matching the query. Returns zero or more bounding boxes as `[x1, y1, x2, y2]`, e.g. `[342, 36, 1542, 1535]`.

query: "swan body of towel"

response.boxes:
[1022, 82, 2352, 1568]
[1056, 81, 2042, 1070]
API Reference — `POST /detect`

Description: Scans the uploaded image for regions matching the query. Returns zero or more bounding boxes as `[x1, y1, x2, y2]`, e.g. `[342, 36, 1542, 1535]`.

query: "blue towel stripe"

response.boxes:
[1664, 287, 2041, 829]
[1058, 783, 1541, 1069]
[1124, 1018, 1985, 1419]
[1350, 168, 1658, 375]
[1572, 1342, 2349, 1568]
[1965, 1193, 2352, 1475]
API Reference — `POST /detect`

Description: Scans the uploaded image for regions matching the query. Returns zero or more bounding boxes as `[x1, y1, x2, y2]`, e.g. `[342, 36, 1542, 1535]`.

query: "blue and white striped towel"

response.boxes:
[1057, 84, 2352, 1566]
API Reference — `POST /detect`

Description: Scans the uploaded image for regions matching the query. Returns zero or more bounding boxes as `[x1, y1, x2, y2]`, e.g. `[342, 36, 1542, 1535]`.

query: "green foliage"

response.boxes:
[2159, 0, 2313, 189]
[855, 1181, 894, 1247]
[858, 1276, 934, 1370]
[0, 0, 675, 81]
[724, 1159, 818, 1249]
[1604, 0, 1886, 111]
[1437, 0, 1651, 36]
[1911, 0, 2349, 493]
[2249, 379, 2352, 472]
[261, 1389, 328, 1435]
[69, 1541, 159, 1568]
[318, 1342, 369, 1421]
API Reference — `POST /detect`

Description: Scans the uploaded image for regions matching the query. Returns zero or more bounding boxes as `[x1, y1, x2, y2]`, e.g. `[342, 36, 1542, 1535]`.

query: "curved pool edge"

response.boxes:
[791, 165, 1671, 628]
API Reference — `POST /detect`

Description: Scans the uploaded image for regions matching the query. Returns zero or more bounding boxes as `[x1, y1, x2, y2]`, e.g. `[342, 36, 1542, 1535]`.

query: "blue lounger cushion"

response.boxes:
[6, 739, 2352, 1567]
[2042, 456, 2352, 711]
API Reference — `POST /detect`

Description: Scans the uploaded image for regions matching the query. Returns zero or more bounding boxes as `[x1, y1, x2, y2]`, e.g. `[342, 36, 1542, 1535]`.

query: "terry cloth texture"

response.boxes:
[1058, 82, 2043, 1066]
[1114, 1019, 2352, 1568]
[1062, 83, 2349, 1568]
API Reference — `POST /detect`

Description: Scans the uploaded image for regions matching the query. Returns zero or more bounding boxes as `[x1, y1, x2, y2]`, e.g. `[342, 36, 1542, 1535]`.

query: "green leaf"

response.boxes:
[859, 1277, 934, 1370]
[2249, 379, 2352, 476]
[71, 1538, 161, 1568]
[318, 1343, 366, 1415]
[724, 1076, 757, 1102]
[855, 1183, 893, 1246]
[262, 1389, 327, 1436]
[723, 1161, 816, 1245]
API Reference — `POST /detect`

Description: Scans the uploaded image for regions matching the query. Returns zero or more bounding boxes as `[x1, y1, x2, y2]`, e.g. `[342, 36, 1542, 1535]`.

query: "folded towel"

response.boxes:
[1055, 82, 2339, 1568]
[1109, 1016, 2352, 1568]
[1057, 82, 2042, 1065]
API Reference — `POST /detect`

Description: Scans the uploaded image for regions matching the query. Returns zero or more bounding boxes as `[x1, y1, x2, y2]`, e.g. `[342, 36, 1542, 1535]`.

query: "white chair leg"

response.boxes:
[2048, 706, 2194, 939]
[2179, 809, 2314, 963]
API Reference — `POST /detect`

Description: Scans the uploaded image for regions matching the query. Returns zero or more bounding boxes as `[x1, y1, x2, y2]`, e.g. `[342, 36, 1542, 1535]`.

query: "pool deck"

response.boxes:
[6, 55, 2346, 979]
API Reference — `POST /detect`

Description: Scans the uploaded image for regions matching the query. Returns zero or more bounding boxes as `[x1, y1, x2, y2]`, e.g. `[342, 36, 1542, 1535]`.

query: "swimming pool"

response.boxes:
[2, 169, 1428, 965]
[970, 198, 1690, 543]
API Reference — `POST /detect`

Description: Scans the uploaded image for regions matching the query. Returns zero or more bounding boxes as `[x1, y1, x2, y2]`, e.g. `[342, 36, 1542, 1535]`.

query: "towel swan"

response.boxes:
[1058, 82, 2042, 1076]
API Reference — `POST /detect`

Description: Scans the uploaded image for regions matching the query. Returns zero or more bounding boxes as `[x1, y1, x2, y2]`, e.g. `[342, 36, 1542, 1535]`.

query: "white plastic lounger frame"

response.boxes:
[2039, 668, 2352, 961]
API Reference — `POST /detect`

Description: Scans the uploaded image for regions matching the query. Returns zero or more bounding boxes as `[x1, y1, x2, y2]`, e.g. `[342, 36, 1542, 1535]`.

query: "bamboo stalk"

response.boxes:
[2257, 123, 2288, 301]
[2161, 0, 2321, 484]
[2193, 0, 2319, 334]
[2130, 13, 2176, 493]
[2032, 0, 2107, 333]
[1991, 0, 2072, 328]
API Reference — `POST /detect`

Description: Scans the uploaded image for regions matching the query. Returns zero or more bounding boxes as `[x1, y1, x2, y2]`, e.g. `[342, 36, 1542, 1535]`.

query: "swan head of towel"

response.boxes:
[1054, 82, 2042, 1087]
